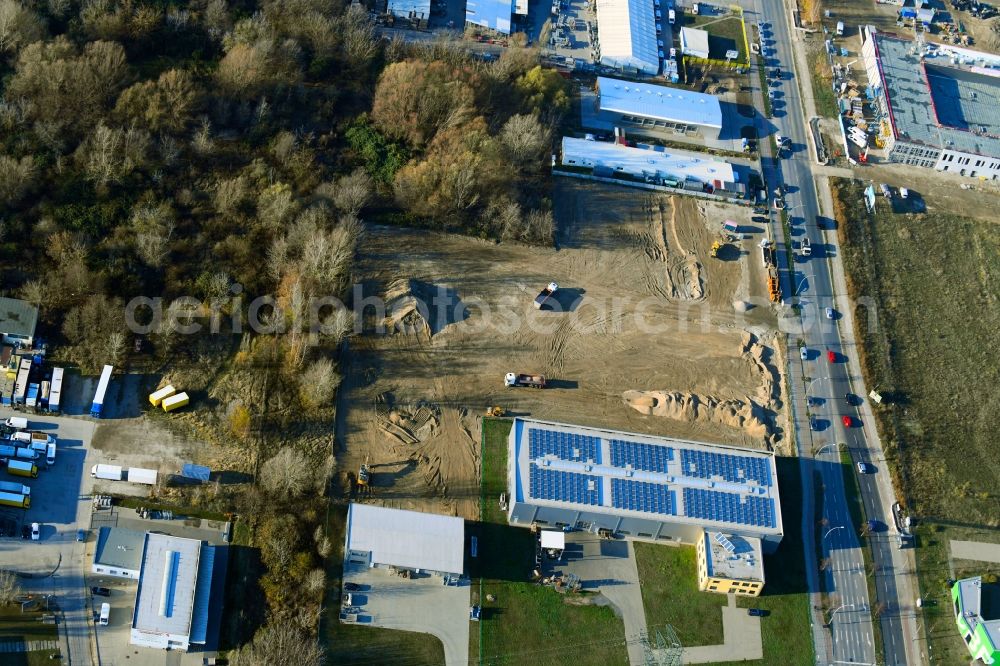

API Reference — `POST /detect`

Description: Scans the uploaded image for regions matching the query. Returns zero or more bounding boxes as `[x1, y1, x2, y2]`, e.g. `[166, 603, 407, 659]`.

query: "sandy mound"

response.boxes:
[623, 390, 770, 440]
[382, 278, 466, 336]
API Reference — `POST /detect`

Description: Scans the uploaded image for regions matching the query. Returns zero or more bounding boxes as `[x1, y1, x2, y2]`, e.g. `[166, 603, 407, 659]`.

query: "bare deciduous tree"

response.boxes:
[0, 154, 35, 205]
[259, 446, 313, 498]
[304, 568, 325, 594]
[229, 623, 324, 666]
[0, 0, 43, 56]
[80, 122, 150, 187]
[215, 174, 248, 216]
[324, 168, 372, 217]
[500, 113, 550, 167]
[18, 279, 44, 307]
[299, 357, 338, 409]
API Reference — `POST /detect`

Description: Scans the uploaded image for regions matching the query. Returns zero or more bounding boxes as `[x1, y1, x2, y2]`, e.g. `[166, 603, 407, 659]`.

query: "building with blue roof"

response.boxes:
[596, 76, 723, 136]
[129, 532, 216, 651]
[507, 418, 783, 552]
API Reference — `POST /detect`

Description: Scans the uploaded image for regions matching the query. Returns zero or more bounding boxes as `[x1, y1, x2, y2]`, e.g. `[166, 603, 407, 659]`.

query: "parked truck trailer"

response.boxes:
[0, 491, 29, 509]
[91, 464, 123, 481]
[7, 459, 38, 478]
[126, 468, 158, 485]
[47, 367, 64, 414]
[0, 480, 30, 495]
[12, 357, 32, 407]
[90, 365, 114, 418]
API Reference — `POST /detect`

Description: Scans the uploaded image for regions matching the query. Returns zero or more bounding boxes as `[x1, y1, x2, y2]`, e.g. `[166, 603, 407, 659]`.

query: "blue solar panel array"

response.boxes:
[529, 464, 602, 505]
[680, 449, 772, 487]
[683, 488, 776, 528]
[528, 428, 601, 463]
[609, 440, 674, 473]
[611, 478, 677, 515]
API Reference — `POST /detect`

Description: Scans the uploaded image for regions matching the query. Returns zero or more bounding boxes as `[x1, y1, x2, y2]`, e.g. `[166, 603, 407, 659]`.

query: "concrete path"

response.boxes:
[343, 565, 470, 666]
[0, 639, 60, 653]
[951, 540, 1000, 564]
[558, 534, 646, 666]
[678, 594, 762, 664]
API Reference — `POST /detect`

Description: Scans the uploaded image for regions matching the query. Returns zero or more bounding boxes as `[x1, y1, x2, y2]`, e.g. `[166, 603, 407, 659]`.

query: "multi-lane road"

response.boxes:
[746, 0, 923, 663]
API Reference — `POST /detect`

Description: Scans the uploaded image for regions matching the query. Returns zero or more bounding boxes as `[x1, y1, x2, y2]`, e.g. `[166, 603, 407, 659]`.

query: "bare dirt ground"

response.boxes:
[857, 161, 1000, 224]
[337, 181, 790, 520]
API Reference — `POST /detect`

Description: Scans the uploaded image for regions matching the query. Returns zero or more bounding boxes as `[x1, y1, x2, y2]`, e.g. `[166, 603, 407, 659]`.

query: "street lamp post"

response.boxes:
[824, 602, 858, 628]
[823, 525, 844, 542]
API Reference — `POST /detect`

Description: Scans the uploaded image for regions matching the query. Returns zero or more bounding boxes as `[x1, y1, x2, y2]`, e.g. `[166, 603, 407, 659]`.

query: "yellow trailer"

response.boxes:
[149, 385, 177, 407]
[162, 392, 190, 412]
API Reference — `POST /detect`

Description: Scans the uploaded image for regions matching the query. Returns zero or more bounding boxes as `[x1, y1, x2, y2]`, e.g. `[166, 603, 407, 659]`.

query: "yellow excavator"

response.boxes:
[485, 406, 506, 417]
[710, 241, 722, 258]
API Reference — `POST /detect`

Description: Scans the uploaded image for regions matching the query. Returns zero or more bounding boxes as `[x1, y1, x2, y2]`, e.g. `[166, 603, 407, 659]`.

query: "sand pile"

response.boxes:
[622, 390, 770, 440]
[382, 278, 467, 336]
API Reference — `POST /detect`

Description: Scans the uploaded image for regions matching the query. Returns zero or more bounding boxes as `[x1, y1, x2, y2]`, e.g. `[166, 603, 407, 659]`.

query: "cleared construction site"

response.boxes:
[335, 180, 789, 520]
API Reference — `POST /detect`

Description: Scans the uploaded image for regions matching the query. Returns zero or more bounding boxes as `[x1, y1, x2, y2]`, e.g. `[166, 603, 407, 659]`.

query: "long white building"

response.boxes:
[596, 76, 723, 137]
[863, 26, 1000, 180]
[507, 418, 783, 552]
[596, 0, 661, 74]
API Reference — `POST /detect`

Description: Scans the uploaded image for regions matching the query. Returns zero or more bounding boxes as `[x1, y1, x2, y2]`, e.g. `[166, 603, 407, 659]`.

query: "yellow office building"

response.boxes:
[696, 531, 765, 597]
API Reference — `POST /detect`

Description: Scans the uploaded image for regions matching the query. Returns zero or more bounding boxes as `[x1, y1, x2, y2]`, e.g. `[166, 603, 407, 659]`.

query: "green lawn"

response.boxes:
[634, 542, 726, 646]
[474, 419, 627, 666]
[685, 15, 749, 65]
[0, 604, 59, 665]
[805, 43, 839, 119]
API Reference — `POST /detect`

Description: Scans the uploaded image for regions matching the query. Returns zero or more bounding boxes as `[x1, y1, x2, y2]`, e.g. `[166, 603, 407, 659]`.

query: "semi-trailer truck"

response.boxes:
[48, 367, 63, 413]
[12, 357, 32, 407]
[91, 365, 114, 418]
[0, 491, 29, 509]
[7, 460, 38, 478]
[504, 373, 547, 389]
[0, 480, 30, 495]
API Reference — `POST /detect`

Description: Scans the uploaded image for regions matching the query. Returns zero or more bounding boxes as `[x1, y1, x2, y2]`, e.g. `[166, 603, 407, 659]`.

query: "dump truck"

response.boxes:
[504, 373, 546, 389]
[161, 392, 190, 412]
[0, 480, 30, 496]
[90, 365, 114, 418]
[127, 468, 158, 485]
[533, 282, 559, 310]
[7, 459, 38, 478]
[91, 464, 123, 481]
[0, 491, 29, 509]
[47, 367, 63, 413]
[767, 266, 781, 303]
[149, 385, 177, 407]
[760, 239, 776, 268]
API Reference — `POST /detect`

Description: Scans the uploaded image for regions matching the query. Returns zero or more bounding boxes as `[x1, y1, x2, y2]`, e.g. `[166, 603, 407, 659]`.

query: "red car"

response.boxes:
[842, 415, 854, 428]
[827, 350, 836, 363]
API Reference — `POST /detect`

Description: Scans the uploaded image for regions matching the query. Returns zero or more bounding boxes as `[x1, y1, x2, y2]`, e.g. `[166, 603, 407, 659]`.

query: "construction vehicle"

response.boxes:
[357, 456, 372, 491]
[760, 238, 776, 268]
[710, 241, 721, 258]
[533, 282, 559, 310]
[505, 373, 546, 389]
[767, 266, 781, 303]
[485, 406, 506, 417]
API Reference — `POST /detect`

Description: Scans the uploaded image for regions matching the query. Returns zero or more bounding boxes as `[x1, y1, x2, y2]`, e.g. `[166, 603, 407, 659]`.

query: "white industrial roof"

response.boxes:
[703, 531, 764, 582]
[540, 531, 566, 549]
[561, 136, 736, 185]
[132, 533, 201, 638]
[598, 76, 723, 128]
[680, 27, 710, 58]
[596, 0, 661, 74]
[346, 503, 465, 574]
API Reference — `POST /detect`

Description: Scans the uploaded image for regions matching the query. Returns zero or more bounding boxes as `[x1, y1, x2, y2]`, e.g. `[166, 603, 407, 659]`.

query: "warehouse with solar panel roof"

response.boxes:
[507, 418, 782, 568]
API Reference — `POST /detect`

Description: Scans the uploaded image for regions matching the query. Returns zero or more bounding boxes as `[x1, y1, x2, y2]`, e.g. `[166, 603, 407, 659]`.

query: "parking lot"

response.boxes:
[341, 564, 471, 665]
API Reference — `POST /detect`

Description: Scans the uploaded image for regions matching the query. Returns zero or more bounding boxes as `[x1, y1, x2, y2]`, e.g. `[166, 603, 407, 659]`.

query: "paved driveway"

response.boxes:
[343, 565, 471, 666]
[557, 533, 646, 666]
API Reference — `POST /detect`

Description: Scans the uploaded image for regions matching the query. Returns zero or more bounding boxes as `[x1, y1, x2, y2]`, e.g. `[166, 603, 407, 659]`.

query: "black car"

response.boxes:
[748, 608, 768, 617]
[91, 587, 111, 597]
[21, 524, 31, 540]
[752, 216, 768, 224]
[344, 582, 362, 591]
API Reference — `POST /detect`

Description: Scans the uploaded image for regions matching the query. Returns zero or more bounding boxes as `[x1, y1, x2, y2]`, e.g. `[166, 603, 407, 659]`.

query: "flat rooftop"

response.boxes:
[132, 533, 202, 638]
[596, 0, 661, 73]
[346, 503, 465, 575]
[873, 32, 1000, 156]
[704, 531, 764, 582]
[562, 136, 736, 185]
[94, 527, 145, 571]
[597, 76, 723, 129]
[956, 577, 1000, 649]
[509, 418, 782, 536]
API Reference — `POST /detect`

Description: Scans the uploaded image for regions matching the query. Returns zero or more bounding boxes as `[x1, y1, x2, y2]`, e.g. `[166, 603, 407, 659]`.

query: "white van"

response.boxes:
[99, 603, 110, 626]
[836, 21, 844, 36]
[46, 443, 56, 466]
[4, 417, 28, 430]
[692, 2, 699, 15]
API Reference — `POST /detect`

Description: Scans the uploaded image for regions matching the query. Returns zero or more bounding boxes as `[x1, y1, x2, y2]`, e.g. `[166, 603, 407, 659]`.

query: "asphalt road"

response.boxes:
[745, 1, 915, 664]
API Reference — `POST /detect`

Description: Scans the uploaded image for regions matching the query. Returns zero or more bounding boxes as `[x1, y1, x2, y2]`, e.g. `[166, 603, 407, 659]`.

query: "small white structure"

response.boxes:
[130, 533, 216, 651]
[344, 503, 465, 577]
[680, 27, 710, 59]
[596, 76, 723, 136]
[93, 527, 145, 579]
[596, 0, 661, 74]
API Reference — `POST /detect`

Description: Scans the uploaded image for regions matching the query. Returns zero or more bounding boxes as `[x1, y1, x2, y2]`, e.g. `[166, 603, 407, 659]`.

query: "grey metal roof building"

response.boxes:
[596, 77, 723, 135]
[130, 532, 216, 651]
[863, 27, 1000, 179]
[0, 297, 38, 347]
[595, 0, 661, 75]
[507, 418, 783, 551]
[345, 503, 465, 576]
[93, 527, 145, 579]
[465, 0, 516, 34]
